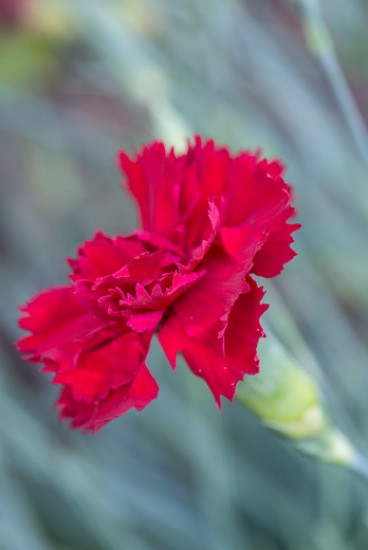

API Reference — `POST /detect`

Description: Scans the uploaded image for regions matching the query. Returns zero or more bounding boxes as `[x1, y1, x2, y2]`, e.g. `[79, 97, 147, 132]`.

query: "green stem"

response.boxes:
[297, 0, 368, 165]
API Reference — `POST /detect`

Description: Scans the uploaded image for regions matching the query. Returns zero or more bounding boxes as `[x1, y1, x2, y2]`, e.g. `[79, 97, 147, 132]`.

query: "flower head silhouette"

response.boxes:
[18, 137, 300, 432]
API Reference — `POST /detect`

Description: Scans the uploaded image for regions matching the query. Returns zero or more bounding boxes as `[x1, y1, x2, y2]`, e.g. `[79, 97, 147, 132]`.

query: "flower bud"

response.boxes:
[236, 333, 355, 467]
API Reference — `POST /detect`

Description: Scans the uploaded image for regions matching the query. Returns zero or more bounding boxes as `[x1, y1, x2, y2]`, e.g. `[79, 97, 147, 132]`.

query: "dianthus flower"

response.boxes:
[17, 136, 300, 432]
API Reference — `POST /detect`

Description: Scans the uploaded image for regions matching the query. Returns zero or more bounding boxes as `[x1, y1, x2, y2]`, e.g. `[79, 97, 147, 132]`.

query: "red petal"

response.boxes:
[224, 154, 300, 276]
[119, 143, 184, 240]
[181, 200, 220, 272]
[127, 310, 164, 332]
[69, 232, 145, 281]
[179, 138, 230, 250]
[225, 154, 289, 226]
[114, 270, 205, 311]
[53, 330, 151, 402]
[252, 210, 301, 277]
[17, 286, 89, 362]
[184, 137, 229, 201]
[158, 277, 268, 406]
[224, 277, 268, 376]
[173, 244, 250, 347]
[158, 314, 232, 405]
[119, 137, 230, 251]
[57, 364, 159, 432]
[220, 223, 266, 266]
[118, 150, 151, 231]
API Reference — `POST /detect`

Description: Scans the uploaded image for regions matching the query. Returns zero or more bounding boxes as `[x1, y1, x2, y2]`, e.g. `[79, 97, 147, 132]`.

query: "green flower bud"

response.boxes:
[236, 335, 328, 439]
[236, 333, 356, 468]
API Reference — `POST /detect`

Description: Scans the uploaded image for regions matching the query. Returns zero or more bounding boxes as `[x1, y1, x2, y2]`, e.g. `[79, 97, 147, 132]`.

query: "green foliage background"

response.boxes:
[1, 0, 368, 548]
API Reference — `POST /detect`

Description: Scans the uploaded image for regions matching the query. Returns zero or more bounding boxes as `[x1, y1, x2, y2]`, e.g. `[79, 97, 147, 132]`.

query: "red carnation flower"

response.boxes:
[17, 136, 300, 432]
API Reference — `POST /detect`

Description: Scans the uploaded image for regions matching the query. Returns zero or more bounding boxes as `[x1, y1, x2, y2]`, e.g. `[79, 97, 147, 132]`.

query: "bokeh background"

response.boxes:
[2, 0, 368, 548]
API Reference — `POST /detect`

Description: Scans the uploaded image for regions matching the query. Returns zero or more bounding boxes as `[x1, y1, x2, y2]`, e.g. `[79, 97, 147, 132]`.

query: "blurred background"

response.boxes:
[1, 0, 368, 548]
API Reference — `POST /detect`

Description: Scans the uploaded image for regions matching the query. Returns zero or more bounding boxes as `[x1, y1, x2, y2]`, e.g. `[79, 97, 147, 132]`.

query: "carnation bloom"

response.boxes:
[17, 136, 300, 432]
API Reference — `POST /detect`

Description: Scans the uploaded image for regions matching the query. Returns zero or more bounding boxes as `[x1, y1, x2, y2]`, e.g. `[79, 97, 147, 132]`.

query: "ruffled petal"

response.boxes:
[219, 223, 266, 266]
[224, 155, 288, 226]
[17, 283, 157, 430]
[223, 277, 268, 377]
[119, 137, 230, 252]
[172, 244, 250, 347]
[224, 155, 299, 274]
[119, 142, 184, 240]
[178, 137, 229, 250]
[158, 278, 267, 405]
[72, 231, 204, 321]
[53, 330, 152, 402]
[17, 286, 91, 364]
[57, 364, 159, 433]
[252, 208, 301, 277]
[126, 310, 164, 332]
[69, 232, 146, 282]
[158, 314, 233, 405]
